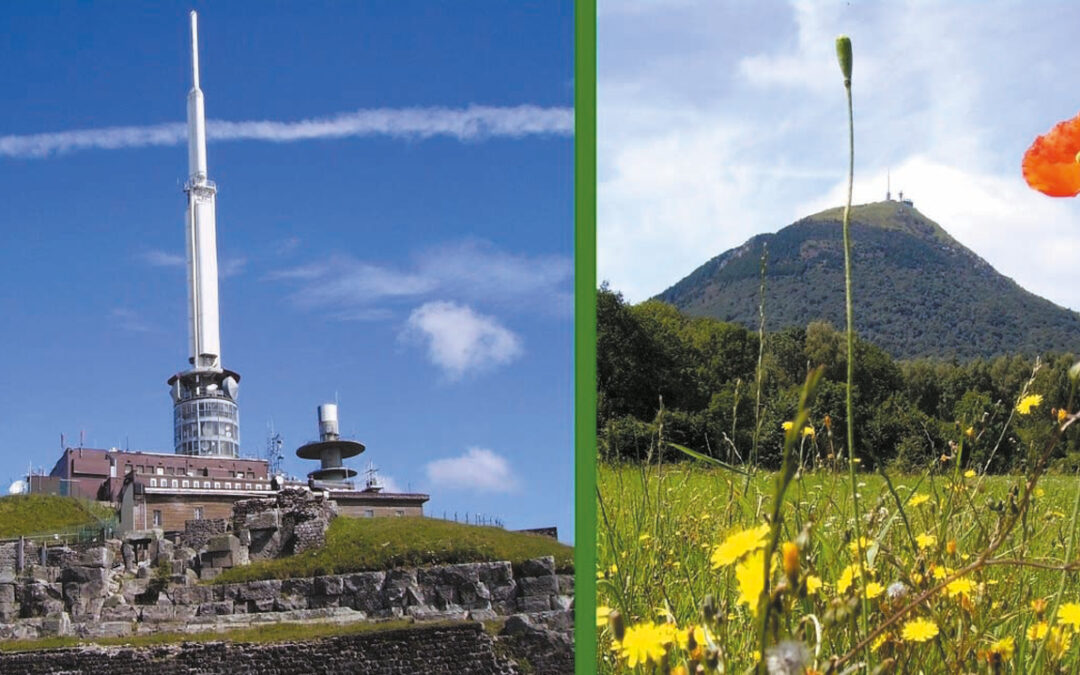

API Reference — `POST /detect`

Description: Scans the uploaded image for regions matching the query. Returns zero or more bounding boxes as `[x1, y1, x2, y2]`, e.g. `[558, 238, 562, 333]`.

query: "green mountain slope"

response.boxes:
[657, 201, 1080, 359]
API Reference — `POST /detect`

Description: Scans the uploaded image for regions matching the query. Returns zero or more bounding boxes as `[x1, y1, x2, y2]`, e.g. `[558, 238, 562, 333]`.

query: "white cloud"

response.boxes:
[598, 1, 1080, 310]
[272, 239, 571, 318]
[403, 301, 523, 379]
[140, 249, 247, 279]
[0, 105, 573, 159]
[109, 307, 154, 333]
[424, 447, 519, 493]
[375, 474, 405, 495]
[141, 249, 185, 268]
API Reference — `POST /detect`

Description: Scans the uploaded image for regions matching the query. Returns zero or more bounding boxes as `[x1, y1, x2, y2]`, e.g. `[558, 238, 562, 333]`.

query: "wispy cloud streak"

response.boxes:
[0, 105, 573, 159]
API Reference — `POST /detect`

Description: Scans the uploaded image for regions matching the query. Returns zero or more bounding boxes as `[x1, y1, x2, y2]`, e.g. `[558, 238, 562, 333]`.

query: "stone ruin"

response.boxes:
[0, 486, 574, 665]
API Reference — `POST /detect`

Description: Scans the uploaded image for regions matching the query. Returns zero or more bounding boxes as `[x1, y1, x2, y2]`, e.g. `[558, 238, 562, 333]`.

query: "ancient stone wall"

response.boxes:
[0, 621, 548, 675]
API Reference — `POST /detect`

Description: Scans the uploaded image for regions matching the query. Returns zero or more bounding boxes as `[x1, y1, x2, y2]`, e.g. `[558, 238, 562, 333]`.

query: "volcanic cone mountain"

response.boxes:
[657, 201, 1080, 360]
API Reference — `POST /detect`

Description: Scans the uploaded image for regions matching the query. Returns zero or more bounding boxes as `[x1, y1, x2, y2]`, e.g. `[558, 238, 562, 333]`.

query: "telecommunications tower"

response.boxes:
[168, 11, 241, 457]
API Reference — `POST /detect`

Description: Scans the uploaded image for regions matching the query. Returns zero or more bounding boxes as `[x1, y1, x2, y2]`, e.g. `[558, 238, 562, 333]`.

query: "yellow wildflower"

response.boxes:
[735, 549, 766, 617]
[965, 426, 975, 438]
[848, 536, 872, 556]
[1035, 488, 1046, 498]
[916, 533, 937, 550]
[908, 493, 930, 507]
[802, 426, 815, 438]
[836, 563, 863, 594]
[989, 636, 1014, 661]
[964, 469, 976, 478]
[1017, 394, 1044, 415]
[1058, 602, 1080, 629]
[901, 617, 939, 642]
[1058, 408, 1069, 423]
[1028, 622, 1049, 641]
[945, 577, 975, 598]
[710, 523, 770, 568]
[782, 421, 794, 431]
[615, 622, 671, 667]
[597, 605, 612, 628]
[871, 633, 888, 652]
[805, 575, 823, 596]
[1048, 626, 1073, 659]
[864, 581, 884, 600]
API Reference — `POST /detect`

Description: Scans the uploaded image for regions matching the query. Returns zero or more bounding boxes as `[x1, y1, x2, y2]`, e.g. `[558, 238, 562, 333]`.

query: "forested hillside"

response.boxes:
[599, 287, 1080, 471]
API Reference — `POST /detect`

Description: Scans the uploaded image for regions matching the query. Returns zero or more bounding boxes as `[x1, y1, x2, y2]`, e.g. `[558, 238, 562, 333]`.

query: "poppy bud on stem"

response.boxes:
[836, 35, 852, 85]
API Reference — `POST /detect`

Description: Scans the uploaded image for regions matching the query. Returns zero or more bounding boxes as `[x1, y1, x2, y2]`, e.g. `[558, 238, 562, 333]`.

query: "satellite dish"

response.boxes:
[7, 480, 26, 495]
[223, 376, 239, 400]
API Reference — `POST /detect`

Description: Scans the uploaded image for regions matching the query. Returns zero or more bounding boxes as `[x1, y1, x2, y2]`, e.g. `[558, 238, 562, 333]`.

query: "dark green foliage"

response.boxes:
[598, 286, 1080, 471]
[658, 201, 1080, 360]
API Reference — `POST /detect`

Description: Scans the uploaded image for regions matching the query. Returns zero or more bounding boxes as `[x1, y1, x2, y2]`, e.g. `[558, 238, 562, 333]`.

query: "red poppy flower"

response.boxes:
[1023, 112, 1080, 197]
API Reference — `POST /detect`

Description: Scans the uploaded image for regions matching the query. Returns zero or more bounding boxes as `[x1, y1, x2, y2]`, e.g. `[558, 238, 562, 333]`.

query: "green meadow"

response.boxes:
[597, 462, 1080, 673]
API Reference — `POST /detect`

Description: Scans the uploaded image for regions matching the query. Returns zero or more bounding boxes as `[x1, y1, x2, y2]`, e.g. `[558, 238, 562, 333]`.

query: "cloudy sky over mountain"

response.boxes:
[599, 0, 1080, 312]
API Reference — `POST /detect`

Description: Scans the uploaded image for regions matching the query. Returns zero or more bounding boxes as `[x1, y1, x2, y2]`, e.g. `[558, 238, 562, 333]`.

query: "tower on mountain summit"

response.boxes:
[168, 11, 241, 457]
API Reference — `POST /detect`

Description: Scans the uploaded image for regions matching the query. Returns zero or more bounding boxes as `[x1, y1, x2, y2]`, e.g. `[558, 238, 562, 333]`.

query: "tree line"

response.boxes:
[598, 285, 1080, 472]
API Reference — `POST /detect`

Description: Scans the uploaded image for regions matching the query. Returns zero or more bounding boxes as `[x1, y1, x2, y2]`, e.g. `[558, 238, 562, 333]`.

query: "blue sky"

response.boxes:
[0, 3, 574, 540]
[600, 1, 1080, 314]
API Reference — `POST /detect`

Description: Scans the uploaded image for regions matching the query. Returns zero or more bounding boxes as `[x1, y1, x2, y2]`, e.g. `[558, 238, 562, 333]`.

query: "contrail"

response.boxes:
[0, 104, 573, 159]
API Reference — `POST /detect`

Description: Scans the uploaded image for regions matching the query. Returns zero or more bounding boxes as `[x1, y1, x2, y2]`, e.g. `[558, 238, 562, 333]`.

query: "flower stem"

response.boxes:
[841, 74, 870, 646]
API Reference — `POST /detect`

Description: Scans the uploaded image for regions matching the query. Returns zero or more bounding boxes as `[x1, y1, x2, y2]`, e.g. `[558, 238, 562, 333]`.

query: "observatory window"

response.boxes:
[395, 510, 405, 517]
[167, 467, 175, 475]
[150, 478, 157, 487]
[225, 482, 232, 490]
[137, 465, 144, 474]
[245, 483, 251, 490]
[156, 467, 164, 476]
[203, 481, 210, 489]
[153, 510, 162, 527]
[171, 480, 178, 488]
[182, 480, 189, 488]
[363, 510, 374, 518]
[194, 507, 203, 520]
[213, 482, 220, 489]
[236, 472, 244, 479]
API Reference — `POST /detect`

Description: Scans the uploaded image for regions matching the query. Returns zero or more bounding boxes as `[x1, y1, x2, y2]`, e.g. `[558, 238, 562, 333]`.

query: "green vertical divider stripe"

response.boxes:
[574, 0, 597, 672]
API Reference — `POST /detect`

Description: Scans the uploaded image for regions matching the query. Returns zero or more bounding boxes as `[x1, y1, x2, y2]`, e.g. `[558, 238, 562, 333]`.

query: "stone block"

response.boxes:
[41, 611, 72, 637]
[199, 567, 222, 581]
[238, 580, 281, 602]
[78, 547, 114, 568]
[315, 575, 345, 596]
[245, 510, 280, 531]
[99, 603, 137, 622]
[274, 594, 308, 612]
[196, 601, 234, 616]
[381, 568, 422, 607]
[516, 595, 553, 613]
[88, 621, 132, 638]
[206, 535, 241, 554]
[0, 583, 14, 605]
[556, 574, 574, 595]
[518, 575, 558, 597]
[518, 556, 556, 577]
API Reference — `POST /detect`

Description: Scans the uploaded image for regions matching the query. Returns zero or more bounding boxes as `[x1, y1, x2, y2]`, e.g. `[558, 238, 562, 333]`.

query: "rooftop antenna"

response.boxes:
[886, 170, 891, 201]
[265, 420, 284, 476]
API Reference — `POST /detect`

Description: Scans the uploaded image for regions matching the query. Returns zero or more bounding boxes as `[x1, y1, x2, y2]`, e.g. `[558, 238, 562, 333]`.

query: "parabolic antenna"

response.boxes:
[7, 480, 26, 495]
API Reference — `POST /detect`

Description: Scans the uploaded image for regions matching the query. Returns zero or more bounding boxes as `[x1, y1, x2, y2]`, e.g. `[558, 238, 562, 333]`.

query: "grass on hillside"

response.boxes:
[0, 617, 421, 653]
[214, 516, 573, 584]
[0, 495, 114, 539]
[597, 462, 1080, 673]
